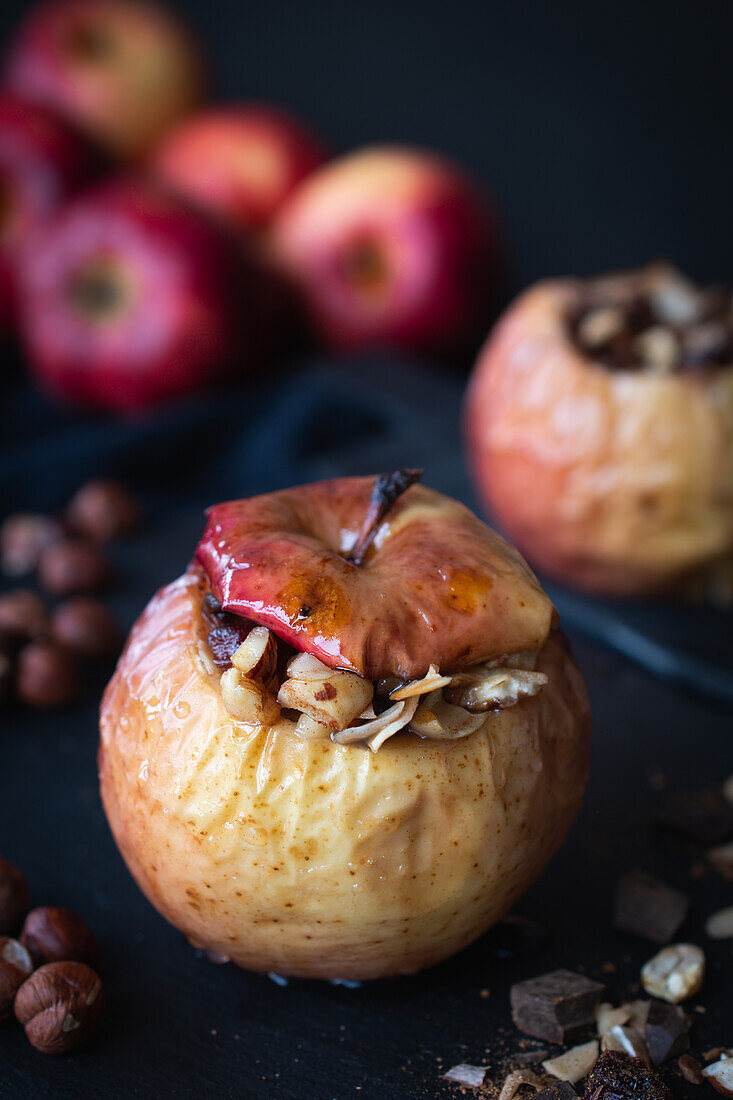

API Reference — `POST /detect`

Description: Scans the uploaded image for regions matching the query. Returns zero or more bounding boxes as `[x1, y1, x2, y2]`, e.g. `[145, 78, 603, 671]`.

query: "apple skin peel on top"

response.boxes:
[100, 475, 589, 980]
[196, 476, 555, 682]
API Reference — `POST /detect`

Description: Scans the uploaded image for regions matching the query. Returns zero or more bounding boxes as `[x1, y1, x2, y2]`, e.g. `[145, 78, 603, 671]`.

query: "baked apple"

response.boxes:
[99, 473, 590, 980]
[465, 264, 733, 601]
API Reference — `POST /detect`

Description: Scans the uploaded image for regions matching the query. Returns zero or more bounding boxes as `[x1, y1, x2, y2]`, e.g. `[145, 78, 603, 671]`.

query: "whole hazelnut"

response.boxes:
[0, 589, 49, 645]
[20, 907, 100, 970]
[0, 857, 29, 935]
[0, 514, 64, 577]
[14, 961, 105, 1054]
[51, 598, 120, 659]
[0, 936, 34, 1019]
[38, 539, 110, 597]
[66, 480, 141, 543]
[16, 642, 82, 708]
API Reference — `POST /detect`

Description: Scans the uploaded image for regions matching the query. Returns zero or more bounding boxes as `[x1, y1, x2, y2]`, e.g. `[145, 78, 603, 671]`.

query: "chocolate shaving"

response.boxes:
[582, 1051, 672, 1100]
[347, 468, 422, 567]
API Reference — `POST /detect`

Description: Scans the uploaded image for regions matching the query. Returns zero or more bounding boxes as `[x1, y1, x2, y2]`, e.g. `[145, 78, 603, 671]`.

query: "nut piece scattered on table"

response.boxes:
[613, 870, 689, 944]
[38, 539, 110, 597]
[14, 961, 105, 1054]
[640, 943, 705, 1003]
[543, 1040, 599, 1084]
[0, 514, 63, 577]
[20, 907, 100, 970]
[703, 1058, 733, 1097]
[0, 856, 29, 934]
[50, 599, 120, 659]
[511, 970, 605, 1044]
[704, 906, 733, 940]
[16, 641, 81, 708]
[600, 1023, 649, 1063]
[66, 480, 141, 543]
[0, 936, 34, 1019]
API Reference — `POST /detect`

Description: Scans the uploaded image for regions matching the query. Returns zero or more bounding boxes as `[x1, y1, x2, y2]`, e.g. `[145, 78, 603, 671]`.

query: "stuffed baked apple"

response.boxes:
[99, 473, 590, 980]
[465, 264, 733, 600]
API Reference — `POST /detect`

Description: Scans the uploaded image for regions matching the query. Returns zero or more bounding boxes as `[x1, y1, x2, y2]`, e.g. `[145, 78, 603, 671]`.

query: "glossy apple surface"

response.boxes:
[17, 179, 267, 411]
[100, 574, 589, 980]
[4, 0, 206, 159]
[464, 278, 733, 596]
[271, 145, 499, 356]
[151, 105, 327, 232]
[197, 477, 554, 680]
[0, 95, 101, 333]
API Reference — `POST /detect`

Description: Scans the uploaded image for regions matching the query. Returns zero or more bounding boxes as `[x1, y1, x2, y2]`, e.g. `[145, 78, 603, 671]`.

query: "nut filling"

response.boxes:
[568, 264, 733, 374]
[204, 593, 548, 751]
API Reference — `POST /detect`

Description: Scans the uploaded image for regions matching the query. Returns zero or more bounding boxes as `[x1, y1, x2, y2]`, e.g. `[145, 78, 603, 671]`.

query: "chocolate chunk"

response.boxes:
[510, 970, 605, 1044]
[583, 1050, 672, 1100]
[653, 791, 733, 846]
[534, 1083, 578, 1100]
[614, 871, 689, 944]
[645, 1001, 689, 1065]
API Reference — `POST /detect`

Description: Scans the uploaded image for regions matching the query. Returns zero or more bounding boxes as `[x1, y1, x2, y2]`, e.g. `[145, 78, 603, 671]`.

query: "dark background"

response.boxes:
[3, 0, 733, 298]
[1, 2, 732, 1098]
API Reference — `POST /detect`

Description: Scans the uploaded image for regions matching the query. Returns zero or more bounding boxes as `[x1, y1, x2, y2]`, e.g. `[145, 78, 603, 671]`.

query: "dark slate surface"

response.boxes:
[1, 359, 732, 1099]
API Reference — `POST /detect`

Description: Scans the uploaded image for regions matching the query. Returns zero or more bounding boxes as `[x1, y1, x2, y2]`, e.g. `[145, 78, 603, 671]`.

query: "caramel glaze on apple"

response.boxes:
[196, 477, 556, 683]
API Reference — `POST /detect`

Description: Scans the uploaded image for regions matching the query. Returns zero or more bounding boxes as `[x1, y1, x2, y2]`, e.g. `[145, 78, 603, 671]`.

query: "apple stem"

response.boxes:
[348, 468, 423, 567]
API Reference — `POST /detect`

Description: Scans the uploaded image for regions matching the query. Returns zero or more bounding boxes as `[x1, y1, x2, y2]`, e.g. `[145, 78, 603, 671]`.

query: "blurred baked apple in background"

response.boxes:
[150, 105, 328, 233]
[3, 0, 206, 159]
[271, 145, 499, 357]
[0, 95, 101, 334]
[16, 179, 272, 412]
[464, 264, 733, 600]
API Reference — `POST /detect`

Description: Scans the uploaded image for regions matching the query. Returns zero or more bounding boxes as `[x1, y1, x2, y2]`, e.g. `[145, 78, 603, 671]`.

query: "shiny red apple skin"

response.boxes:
[4, 0, 206, 160]
[16, 179, 268, 412]
[0, 95, 102, 333]
[196, 477, 555, 681]
[270, 145, 499, 357]
[150, 105, 328, 233]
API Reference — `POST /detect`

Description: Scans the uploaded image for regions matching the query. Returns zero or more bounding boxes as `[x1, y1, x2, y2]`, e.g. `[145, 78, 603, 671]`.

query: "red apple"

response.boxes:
[270, 144, 499, 357]
[150, 105, 328, 233]
[4, 0, 206, 160]
[197, 473, 554, 680]
[16, 178, 269, 411]
[0, 94, 102, 332]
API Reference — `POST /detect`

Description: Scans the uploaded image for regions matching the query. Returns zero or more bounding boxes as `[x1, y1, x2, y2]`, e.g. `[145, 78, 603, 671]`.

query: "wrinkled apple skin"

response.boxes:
[151, 106, 328, 232]
[0, 95, 102, 333]
[4, 0, 205, 160]
[16, 179, 270, 412]
[99, 571, 590, 980]
[197, 477, 555, 681]
[271, 145, 498, 356]
[464, 280, 733, 596]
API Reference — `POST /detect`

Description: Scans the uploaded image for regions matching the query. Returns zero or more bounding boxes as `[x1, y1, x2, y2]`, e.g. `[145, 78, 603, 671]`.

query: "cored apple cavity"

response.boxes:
[568, 264, 733, 373]
[196, 473, 556, 750]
